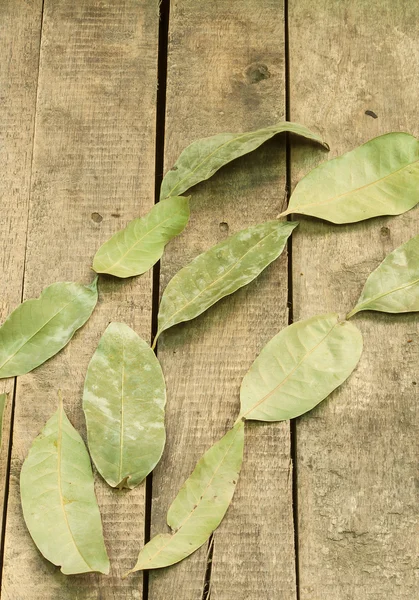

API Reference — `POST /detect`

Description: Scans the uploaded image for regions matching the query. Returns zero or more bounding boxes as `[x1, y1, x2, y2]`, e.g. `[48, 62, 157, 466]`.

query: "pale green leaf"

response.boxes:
[0, 393, 7, 448]
[239, 314, 363, 421]
[20, 401, 110, 575]
[155, 221, 298, 343]
[93, 196, 190, 278]
[83, 322, 166, 489]
[280, 132, 419, 223]
[0, 280, 98, 379]
[128, 421, 244, 572]
[348, 234, 419, 317]
[160, 122, 327, 200]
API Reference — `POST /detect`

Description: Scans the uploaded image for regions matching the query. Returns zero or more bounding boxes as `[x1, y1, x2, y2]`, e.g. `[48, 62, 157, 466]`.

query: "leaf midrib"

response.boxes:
[156, 227, 284, 338]
[240, 320, 339, 419]
[284, 157, 419, 213]
[118, 342, 125, 485]
[57, 403, 93, 571]
[136, 424, 242, 568]
[354, 274, 419, 314]
[0, 289, 87, 374]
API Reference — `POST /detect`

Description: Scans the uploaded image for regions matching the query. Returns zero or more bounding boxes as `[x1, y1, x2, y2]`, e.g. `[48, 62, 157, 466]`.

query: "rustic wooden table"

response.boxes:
[1, 1, 418, 598]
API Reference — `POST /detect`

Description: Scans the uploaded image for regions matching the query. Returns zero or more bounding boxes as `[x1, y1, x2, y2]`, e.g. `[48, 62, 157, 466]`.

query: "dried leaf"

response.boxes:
[280, 132, 419, 223]
[128, 421, 244, 572]
[348, 234, 419, 317]
[0, 280, 98, 379]
[83, 323, 166, 489]
[239, 314, 363, 421]
[155, 221, 297, 344]
[20, 401, 110, 575]
[93, 196, 190, 278]
[160, 122, 327, 200]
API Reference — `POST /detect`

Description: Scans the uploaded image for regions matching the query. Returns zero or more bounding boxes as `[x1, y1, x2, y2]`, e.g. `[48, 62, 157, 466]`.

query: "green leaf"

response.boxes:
[83, 322, 166, 489]
[128, 421, 244, 572]
[155, 221, 298, 343]
[0, 393, 7, 448]
[239, 314, 363, 421]
[0, 280, 98, 379]
[20, 400, 110, 575]
[93, 196, 190, 278]
[280, 132, 419, 223]
[347, 234, 419, 317]
[160, 122, 328, 200]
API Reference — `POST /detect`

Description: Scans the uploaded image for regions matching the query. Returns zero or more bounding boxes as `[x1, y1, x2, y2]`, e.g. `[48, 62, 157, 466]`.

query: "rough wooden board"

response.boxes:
[2, 1, 159, 598]
[289, 1, 419, 598]
[0, 0, 43, 540]
[148, 1, 297, 598]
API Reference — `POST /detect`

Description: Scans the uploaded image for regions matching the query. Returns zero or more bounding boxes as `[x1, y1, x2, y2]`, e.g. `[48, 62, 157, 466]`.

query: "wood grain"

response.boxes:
[0, 0, 43, 540]
[289, 1, 419, 598]
[148, 1, 297, 599]
[2, 1, 159, 598]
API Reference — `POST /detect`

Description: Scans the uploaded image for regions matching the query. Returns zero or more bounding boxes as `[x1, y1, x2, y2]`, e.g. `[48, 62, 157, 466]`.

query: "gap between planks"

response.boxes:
[284, 0, 301, 598]
[145, 0, 171, 599]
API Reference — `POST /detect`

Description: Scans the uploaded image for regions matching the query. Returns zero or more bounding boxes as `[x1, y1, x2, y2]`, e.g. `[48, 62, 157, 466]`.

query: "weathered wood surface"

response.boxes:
[1, 1, 419, 599]
[148, 1, 297, 599]
[289, 1, 419, 598]
[2, 1, 159, 598]
[0, 0, 43, 538]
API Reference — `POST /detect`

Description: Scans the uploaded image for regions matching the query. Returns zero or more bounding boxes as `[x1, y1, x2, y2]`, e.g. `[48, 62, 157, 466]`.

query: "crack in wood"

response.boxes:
[201, 534, 215, 600]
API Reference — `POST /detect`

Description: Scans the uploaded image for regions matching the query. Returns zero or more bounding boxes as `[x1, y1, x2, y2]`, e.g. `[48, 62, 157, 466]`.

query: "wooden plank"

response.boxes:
[148, 1, 297, 599]
[0, 0, 43, 537]
[289, 1, 419, 598]
[2, 1, 159, 598]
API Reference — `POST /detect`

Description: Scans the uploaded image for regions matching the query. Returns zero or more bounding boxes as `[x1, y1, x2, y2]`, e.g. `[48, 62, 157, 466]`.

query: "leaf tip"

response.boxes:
[85, 275, 99, 293]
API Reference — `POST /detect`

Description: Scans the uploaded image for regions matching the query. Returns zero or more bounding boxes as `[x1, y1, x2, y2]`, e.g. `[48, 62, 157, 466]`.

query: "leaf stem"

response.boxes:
[151, 334, 159, 351]
[346, 307, 360, 319]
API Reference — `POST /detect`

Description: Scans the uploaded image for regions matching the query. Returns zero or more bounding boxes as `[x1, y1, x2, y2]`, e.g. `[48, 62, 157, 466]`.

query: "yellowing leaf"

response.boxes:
[0, 280, 98, 379]
[348, 234, 419, 317]
[93, 196, 190, 278]
[155, 221, 297, 344]
[128, 421, 244, 572]
[160, 122, 327, 200]
[239, 314, 363, 421]
[20, 401, 110, 575]
[83, 323, 166, 489]
[280, 133, 419, 223]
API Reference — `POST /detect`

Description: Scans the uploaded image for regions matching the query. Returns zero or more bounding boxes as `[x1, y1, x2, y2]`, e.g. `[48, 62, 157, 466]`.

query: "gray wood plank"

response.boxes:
[148, 1, 297, 598]
[2, 2, 159, 598]
[289, 1, 419, 598]
[0, 0, 43, 538]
